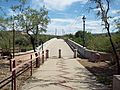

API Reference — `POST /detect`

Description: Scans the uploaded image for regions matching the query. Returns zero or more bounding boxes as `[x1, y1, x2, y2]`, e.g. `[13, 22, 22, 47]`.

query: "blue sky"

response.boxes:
[0, 0, 120, 35]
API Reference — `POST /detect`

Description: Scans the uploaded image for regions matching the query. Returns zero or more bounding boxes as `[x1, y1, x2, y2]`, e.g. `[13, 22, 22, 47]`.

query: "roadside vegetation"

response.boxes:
[0, 30, 54, 52]
[64, 30, 120, 53]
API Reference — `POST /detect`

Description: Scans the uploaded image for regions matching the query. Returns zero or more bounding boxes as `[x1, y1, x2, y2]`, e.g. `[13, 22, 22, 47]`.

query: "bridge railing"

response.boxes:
[0, 49, 49, 90]
[65, 39, 112, 62]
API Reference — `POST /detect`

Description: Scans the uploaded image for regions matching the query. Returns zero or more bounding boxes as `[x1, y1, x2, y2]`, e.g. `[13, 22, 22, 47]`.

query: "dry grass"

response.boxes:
[77, 58, 118, 89]
[0, 52, 37, 90]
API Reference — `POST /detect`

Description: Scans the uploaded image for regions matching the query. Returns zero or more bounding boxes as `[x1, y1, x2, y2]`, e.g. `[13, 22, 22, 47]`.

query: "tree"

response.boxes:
[0, 0, 9, 29]
[10, 0, 50, 52]
[75, 31, 93, 47]
[75, 31, 84, 38]
[18, 7, 50, 52]
[89, 0, 120, 74]
[0, 0, 11, 52]
[0, 31, 11, 49]
[114, 13, 120, 30]
[0, 17, 7, 30]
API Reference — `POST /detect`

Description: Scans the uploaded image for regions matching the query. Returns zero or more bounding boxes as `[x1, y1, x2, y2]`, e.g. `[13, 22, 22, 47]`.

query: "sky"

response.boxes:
[0, 0, 120, 35]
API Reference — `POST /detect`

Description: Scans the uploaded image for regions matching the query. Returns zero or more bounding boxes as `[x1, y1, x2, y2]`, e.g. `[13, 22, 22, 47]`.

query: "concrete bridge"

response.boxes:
[22, 38, 109, 90]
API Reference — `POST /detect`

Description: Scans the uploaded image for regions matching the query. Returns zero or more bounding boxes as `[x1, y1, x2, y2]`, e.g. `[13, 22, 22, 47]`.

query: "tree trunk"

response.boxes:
[107, 24, 120, 74]
[27, 30, 36, 52]
[26, 28, 40, 68]
[30, 36, 36, 52]
[30, 36, 40, 67]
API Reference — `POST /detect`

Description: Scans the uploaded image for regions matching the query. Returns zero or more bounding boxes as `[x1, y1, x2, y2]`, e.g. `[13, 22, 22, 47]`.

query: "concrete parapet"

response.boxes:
[65, 39, 112, 62]
[113, 75, 120, 90]
[74, 49, 77, 58]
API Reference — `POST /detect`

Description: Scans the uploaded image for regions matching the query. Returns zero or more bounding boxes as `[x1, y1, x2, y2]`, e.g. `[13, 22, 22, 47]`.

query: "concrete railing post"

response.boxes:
[30, 55, 32, 76]
[38, 52, 40, 65]
[74, 49, 77, 58]
[113, 75, 120, 90]
[59, 49, 61, 58]
[42, 51, 44, 64]
[35, 53, 39, 68]
[46, 50, 49, 59]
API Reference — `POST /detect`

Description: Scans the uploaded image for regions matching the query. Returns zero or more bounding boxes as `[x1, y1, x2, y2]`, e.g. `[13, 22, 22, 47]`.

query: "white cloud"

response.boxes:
[93, 8, 101, 12]
[46, 18, 107, 35]
[31, 0, 43, 10]
[7, 9, 21, 17]
[111, 10, 120, 14]
[7, 9, 16, 16]
[51, 18, 74, 23]
[112, 16, 120, 20]
[31, 0, 88, 10]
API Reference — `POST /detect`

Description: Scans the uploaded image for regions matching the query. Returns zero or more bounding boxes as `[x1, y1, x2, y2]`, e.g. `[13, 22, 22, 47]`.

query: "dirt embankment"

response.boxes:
[78, 58, 118, 89]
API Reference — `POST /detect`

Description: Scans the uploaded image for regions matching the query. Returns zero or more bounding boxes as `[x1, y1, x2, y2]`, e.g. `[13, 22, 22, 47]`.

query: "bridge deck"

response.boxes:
[22, 39, 108, 90]
[46, 38, 74, 58]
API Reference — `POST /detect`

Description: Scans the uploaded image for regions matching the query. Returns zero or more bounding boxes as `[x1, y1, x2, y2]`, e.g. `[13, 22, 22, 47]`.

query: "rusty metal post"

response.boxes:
[12, 60, 16, 90]
[42, 51, 44, 64]
[46, 50, 49, 59]
[74, 49, 77, 58]
[59, 49, 61, 58]
[30, 55, 32, 76]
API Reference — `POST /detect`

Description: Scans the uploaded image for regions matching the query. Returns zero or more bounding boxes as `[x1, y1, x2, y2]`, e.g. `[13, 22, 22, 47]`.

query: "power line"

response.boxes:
[66, 3, 88, 32]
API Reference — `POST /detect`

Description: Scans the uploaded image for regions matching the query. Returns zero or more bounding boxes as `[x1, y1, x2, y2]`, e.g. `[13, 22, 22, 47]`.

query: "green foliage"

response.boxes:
[64, 34, 75, 40]
[0, 27, 55, 53]
[15, 35, 30, 46]
[17, 5, 50, 51]
[15, 5, 50, 35]
[38, 34, 50, 43]
[114, 12, 120, 30]
[65, 31, 120, 53]
[96, 75, 111, 85]
[75, 31, 83, 38]
[7, 0, 50, 52]
[112, 31, 120, 50]
[0, 17, 8, 30]
[74, 31, 93, 46]
[0, 31, 12, 49]
[0, 0, 50, 52]
[87, 35, 111, 52]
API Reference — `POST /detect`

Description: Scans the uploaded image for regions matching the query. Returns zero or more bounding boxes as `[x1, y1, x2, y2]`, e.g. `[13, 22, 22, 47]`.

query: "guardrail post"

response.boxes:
[74, 49, 77, 58]
[59, 49, 61, 58]
[30, 55, 32, 76]
[46, 50, 49, 59]
[12, 60, 16, 90]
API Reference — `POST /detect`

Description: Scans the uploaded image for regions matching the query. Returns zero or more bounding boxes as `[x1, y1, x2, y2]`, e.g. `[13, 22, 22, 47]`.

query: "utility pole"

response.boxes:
[55, 28, 57, 36]
[82, 16, 86, 47]
[62, 29, 65, 35]
[12, 16, 15, 58]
